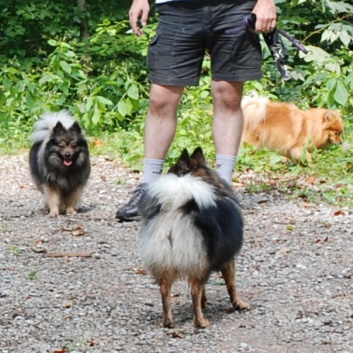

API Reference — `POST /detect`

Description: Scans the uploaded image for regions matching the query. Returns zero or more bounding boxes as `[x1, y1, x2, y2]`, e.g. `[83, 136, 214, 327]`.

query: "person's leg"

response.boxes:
[116, 84, 183, 221]
[117, 1, 207, 221]
[207, 0, 262, 184]
[145, 85, 184, 160]
[212, 80, 244, 184]
[143, 84, 184, 183]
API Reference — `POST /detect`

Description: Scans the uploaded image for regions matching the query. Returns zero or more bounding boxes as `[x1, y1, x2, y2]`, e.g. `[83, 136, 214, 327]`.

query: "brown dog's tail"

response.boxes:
[241, 91, 269, 130]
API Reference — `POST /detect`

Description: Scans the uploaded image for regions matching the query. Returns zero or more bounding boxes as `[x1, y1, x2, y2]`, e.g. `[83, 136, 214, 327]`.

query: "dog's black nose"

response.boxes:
[64, 152, 72, 159]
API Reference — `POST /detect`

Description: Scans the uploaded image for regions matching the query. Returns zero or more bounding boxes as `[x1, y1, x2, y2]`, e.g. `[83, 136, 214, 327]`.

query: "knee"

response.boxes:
[149, 85, 183, 116]
[212, 81, 243, 109]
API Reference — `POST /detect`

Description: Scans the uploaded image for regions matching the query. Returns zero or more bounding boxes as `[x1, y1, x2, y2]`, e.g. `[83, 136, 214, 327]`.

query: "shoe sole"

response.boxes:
[115, 214, 141, 222]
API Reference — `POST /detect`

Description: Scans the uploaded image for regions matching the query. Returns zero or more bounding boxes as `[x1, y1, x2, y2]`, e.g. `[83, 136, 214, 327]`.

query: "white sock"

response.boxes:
[216, 154, 237, 185]
[143, 158, 165, 184]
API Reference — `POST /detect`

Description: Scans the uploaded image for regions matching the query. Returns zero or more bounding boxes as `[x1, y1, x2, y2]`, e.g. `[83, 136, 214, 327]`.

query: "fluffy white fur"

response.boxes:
[147, 173, 216, 210]
[241, 92, 269, 130]
[140, 174, 217, 279]
[31, 110, 75, 143]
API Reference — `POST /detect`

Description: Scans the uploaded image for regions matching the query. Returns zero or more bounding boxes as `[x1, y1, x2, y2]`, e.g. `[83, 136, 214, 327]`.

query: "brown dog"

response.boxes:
[241, 93, 344, 160]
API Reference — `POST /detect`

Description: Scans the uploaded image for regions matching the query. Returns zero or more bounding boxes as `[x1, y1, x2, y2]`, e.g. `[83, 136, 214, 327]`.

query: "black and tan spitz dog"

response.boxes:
[139, 147, 249, 328]
[29, 110, 91, 217]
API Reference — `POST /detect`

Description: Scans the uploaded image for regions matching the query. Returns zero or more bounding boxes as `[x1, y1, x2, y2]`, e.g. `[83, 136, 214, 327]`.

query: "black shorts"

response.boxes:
[147, 0, 262, 86]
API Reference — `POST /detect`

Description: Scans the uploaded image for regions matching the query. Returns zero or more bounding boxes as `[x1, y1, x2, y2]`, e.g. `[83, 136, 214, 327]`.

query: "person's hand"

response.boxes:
[129, 0, 150, 36]
[252, 0, 277, 33]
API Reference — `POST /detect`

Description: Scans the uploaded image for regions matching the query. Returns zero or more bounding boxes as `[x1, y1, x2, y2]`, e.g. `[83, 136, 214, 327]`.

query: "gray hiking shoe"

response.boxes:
[115, 183, 148, 221]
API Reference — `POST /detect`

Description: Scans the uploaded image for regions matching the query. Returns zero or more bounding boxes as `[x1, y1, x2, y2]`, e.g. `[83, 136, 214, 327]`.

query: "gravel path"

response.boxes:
[1, 153, 352, 353]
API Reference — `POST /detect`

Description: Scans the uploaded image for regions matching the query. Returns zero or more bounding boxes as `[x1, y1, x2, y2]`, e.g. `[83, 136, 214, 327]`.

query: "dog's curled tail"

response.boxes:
[241, 92, 269, 130]
[31, 110, 76, 143]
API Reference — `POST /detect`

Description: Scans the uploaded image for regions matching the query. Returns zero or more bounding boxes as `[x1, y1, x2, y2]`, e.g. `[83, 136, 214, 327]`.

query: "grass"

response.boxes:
[237, 141, 353, 207]
[82, 126, 353, 208]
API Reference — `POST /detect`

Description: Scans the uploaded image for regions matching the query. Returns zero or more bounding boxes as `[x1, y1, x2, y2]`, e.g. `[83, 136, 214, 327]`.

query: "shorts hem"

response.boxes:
[212, 72, 263, 82]
[149, 74, 200, 87]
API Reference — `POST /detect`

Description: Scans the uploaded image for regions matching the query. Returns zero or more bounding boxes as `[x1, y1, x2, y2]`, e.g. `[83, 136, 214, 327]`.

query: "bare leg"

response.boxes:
[160, 275, 174, 328]
[144, 84, 184, 160]
[221, 259, 250, 310]
[212, 80, 244, 156]
[190, 278, 209, 328]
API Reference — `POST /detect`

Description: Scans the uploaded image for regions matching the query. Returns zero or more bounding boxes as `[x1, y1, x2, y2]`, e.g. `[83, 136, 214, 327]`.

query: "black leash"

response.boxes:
[244, 13, 308, 81]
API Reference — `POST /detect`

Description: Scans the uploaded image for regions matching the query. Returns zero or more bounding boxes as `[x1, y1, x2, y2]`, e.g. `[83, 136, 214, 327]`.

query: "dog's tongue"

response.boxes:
[63, 160, 73, 167]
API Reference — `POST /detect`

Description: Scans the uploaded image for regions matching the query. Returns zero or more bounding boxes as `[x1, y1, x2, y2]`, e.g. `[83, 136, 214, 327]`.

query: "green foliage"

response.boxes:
[0, 20, 150, 142]
[0, 0, 131, 64]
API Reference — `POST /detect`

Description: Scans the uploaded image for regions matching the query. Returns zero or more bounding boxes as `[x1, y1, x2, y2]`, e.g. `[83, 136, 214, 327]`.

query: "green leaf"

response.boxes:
[0, 90, 5, 107]
[127, 85, 139, 100]
[333, 82, 348, 106]
[96, 96, 114, 106]
[340, 30, 351, 47]
[65, 51, 76, 58]
[118, 100, 128, 117]
[38, 74, 53, 86]
[60, 61, 72, 74]
[47, 39, 57, 46]
[85, 97, 93, 111]
[91, 107, 101, 125]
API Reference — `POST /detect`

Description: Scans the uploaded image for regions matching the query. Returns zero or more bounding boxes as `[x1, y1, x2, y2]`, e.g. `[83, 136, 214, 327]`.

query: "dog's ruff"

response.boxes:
[140, 174, 216, 279]
[31, 110, 76, 143]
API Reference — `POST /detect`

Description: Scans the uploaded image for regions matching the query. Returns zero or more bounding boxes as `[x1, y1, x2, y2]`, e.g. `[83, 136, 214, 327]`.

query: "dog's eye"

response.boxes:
[71, 143, 76, 148]
[58, 143, 65, 148]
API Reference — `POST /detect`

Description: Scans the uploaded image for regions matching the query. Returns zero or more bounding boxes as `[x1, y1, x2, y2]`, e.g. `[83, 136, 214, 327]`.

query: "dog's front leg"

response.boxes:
[190, 278, 209, 328]
[221, 260, 250, 311]
[64, 186, 83, 215]
[44, 186, 61, 217]
[160, 276, 174, 328]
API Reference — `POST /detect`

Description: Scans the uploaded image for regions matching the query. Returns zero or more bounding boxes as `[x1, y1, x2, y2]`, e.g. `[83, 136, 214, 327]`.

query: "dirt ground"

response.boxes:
[1, 153, 352, 353]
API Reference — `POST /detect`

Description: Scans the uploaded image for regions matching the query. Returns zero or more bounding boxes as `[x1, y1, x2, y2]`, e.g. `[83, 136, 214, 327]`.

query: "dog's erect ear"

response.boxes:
[324, 110, 340, 122]
[323, 110, 333, 122]
[52, 121, 66, 135]
[168, 149, 190, 175]
[190, 147, 205, 165]
[177, 149, 191, 168]
[69, 121, 82, 134]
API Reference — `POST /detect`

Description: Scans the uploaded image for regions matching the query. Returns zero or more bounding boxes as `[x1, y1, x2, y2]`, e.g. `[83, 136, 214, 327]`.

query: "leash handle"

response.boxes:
[243, 13, 308, 80]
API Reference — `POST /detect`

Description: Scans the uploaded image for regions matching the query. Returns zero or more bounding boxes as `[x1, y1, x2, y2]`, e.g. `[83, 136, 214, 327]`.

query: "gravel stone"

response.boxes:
[1, 154, 353, 353]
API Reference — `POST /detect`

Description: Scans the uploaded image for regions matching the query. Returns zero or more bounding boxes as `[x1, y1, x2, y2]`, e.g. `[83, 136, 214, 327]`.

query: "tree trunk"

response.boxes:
[77, 0, 90, 40]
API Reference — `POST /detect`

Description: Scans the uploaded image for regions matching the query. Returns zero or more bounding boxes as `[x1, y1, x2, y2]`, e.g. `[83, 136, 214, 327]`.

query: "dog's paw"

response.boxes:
[66, 207, 77, 215]
[194, 317, 210, 329]
[162, 318, 175, 328]
[49, 209, 59, 217]
[234, 298, 251, 311]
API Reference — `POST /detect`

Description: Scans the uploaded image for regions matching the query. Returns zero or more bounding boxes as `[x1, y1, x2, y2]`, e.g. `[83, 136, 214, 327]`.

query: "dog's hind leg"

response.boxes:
[221, 260, 250, 311]
[201, 286, 207, 309]
[190, 278, 209, 328]
[160, 275, 174, 328]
